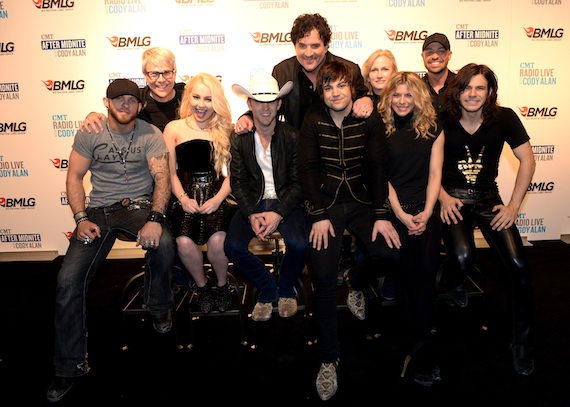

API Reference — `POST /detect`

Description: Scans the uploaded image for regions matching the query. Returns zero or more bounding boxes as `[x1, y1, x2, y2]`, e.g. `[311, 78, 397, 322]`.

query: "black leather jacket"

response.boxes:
[229, 121, 303, 220]
[271, 52, 370, 130]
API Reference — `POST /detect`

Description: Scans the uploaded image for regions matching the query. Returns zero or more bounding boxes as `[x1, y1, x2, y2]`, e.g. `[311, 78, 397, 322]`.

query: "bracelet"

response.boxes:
[178, 192, 188, 201]
[73, 210, 88, 222]
[76, 216, 89, 225]
[147, 211, 165, 223]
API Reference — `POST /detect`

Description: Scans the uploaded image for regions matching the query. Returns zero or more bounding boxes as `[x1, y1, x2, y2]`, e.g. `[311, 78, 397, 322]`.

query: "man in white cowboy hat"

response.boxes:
[224, 73, 308, 322]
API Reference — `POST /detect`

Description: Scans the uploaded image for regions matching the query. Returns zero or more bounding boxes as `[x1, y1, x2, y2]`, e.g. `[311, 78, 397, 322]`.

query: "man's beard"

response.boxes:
[109, 107, 137, 125]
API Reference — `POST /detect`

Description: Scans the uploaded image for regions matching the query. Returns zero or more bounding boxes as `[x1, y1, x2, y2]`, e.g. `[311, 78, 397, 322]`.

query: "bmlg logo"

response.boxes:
[518, 106, 557, 117]
[107, 36, 151, 48]
[50, 158, 69, 169]
[42, 80, 85, 91]
[523, 27, 564, 39]
[249, 32, 291, 44]
[528, 181, 554, 193]
[0, 42, 15, 53]
[0, 122, 27, 132]
[33, 0, 75, 9]
[384, 30, 428, 42]
[0, 197, 36, 208]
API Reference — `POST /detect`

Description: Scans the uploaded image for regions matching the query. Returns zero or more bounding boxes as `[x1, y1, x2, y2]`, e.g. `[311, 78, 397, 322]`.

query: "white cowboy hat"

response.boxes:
[232, 73, 293, 103]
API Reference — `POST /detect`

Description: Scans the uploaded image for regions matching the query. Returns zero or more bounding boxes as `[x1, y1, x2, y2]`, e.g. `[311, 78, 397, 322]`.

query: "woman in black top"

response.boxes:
[378, 71, 444, 386]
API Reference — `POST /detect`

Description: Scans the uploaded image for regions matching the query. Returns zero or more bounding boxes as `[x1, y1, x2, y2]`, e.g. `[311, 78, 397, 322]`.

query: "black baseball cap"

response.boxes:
[106, 78, 142, 102]
[422, 33, 451, 51]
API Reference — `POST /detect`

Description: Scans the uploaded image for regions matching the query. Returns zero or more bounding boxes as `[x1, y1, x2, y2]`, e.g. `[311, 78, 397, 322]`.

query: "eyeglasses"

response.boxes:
[145, 70, 175, 80]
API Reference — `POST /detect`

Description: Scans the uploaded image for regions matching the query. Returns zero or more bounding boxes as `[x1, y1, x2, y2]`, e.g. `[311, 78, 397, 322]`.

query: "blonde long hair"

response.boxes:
[178, 73, 232, 177]
[361, 49, 398, 95]
[378, 71, 437, 139]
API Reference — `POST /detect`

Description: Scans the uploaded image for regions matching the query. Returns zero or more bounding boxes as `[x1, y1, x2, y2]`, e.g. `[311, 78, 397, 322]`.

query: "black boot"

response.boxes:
[215, 282, 231, 312]
[196, 282, 212, 314]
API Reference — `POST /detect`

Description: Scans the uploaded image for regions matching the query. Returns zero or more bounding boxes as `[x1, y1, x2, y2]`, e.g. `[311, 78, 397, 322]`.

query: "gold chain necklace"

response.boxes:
[186, 117, 211, 132]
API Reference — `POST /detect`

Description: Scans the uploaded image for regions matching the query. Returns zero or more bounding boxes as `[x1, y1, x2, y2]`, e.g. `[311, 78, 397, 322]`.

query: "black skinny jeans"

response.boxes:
[442, 188, 534, 345]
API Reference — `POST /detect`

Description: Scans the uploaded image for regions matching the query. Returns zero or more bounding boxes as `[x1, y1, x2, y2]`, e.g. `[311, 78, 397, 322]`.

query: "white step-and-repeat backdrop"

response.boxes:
[0, 0, 568, 256]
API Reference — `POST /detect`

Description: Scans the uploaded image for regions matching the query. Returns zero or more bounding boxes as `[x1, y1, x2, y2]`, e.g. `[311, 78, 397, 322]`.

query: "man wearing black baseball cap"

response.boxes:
[106, 77, 143, 102]
[47, 77, 175, 402]
[421, 32, 455, 116]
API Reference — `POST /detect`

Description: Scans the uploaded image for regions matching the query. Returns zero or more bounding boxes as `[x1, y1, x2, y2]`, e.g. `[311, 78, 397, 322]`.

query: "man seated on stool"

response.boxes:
[47, 78, 175, 403]
[225, 73, 308, 322]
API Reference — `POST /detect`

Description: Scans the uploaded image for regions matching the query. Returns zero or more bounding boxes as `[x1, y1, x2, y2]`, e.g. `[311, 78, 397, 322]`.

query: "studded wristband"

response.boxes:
[146, 211, 165, 223]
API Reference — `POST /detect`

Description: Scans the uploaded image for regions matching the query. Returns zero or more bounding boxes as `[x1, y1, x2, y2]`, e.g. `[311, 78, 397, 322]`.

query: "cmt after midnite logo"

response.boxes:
[42, 79, 85, 93]
[0, 230, 43, 249]
[0, 83, 19, 100]
[532, 145, 555, 162]
[454, 26, 499, 47]
[40, 35, 86, 58]
[107, 36, 151, 48]
[179, 33, 225, 52]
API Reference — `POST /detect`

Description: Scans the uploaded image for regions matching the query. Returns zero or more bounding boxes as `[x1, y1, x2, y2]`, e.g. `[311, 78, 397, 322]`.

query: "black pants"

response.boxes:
[442, 188, 534, 345]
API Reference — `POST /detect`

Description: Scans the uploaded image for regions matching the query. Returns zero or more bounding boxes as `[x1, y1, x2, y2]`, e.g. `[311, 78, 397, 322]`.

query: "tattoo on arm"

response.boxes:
[148, 152, 172, 214]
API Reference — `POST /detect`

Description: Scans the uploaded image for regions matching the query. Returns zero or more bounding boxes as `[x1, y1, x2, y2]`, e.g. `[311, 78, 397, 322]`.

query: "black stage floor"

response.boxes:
[1, 239, 569, 406]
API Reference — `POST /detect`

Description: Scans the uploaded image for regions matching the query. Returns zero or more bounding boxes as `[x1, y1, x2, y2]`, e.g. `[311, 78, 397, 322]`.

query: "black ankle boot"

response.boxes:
[196, 283, 212, 314]
[215, 282, 231, 312]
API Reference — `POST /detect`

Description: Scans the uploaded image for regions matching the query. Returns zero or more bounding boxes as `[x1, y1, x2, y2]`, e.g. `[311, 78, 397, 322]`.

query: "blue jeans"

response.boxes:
[224, 200, 308, 303]
[53, 205, 174, 377]
[310, 200, 398, 363]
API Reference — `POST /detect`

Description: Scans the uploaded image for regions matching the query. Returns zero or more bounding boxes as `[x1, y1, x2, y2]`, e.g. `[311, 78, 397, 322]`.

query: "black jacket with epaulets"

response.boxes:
[298, 103, 390, 224]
